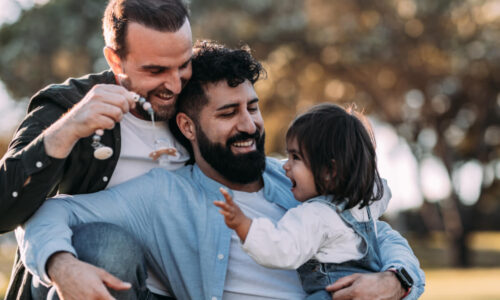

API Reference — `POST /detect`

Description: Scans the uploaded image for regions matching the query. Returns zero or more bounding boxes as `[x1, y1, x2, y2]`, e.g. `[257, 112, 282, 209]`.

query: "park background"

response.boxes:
[0, 0, 499, 298]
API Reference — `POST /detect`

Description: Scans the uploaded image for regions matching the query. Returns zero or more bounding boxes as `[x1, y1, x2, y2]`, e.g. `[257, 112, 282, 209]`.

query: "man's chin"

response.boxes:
[147, 103, 175, 121]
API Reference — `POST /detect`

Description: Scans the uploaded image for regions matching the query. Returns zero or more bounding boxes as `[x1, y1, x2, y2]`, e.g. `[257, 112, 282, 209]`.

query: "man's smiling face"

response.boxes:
[194, 79, 266, 184]
[117, 19, 193, 120]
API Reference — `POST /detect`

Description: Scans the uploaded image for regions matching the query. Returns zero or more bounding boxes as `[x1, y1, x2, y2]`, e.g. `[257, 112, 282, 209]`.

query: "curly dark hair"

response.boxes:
[102, 0, 189, 59]
[176, 40, 266, 120]
[171, 40, 265, 164]
[286, 103, 384, 209]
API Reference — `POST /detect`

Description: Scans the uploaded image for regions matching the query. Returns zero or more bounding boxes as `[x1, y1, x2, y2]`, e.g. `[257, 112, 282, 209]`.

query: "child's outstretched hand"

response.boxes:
[214, 187, 252, 242]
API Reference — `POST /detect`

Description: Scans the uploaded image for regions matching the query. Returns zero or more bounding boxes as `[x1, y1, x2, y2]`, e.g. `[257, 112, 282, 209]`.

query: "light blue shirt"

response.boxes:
[16, 157, 425, 300]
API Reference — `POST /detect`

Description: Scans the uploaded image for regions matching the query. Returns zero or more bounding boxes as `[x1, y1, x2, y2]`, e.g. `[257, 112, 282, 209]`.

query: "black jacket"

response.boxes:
[2, 70, 122, 300]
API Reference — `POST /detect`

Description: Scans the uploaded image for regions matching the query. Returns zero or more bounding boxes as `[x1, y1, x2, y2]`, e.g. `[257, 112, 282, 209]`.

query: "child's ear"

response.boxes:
[323, 160, 337, 190]
[330, 159, 337, 179]
[176, 112, 196, 141]
[323, 160, 337, 181]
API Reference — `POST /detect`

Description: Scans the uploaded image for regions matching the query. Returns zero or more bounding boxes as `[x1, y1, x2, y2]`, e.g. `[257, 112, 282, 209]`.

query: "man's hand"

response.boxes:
[326, 271, 406, 300]
[43, 84, 137, 158]
[214, 188, 252, 242]
[47, 252, 131, 300]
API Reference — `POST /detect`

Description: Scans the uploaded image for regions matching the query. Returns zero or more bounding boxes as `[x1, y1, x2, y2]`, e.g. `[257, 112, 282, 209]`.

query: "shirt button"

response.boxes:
[35, 161, 43, 168]
[12, 191, 18, 198]
[217, 254, 224, 260]
[211, 297, 217, 300]
[102, 176, 109, 182]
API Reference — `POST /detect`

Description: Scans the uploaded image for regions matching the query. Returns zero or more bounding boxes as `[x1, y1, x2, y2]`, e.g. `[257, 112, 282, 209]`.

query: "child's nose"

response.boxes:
[283, 160, 290, 171]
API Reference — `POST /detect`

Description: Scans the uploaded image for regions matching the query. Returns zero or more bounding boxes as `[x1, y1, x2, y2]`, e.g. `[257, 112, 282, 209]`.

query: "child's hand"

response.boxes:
[214, 187, 252, 242]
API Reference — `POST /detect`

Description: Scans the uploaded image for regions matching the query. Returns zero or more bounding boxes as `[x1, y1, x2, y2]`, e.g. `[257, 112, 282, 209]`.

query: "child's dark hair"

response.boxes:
[286, 103, 384, 209]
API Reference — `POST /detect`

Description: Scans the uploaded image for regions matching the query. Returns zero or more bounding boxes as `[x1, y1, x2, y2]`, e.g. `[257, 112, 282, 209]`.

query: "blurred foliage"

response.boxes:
[1, 0, 499, 266]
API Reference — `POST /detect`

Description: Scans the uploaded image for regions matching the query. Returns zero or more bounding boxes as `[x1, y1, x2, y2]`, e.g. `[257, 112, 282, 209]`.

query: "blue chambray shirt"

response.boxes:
[17, 157, 425, 300]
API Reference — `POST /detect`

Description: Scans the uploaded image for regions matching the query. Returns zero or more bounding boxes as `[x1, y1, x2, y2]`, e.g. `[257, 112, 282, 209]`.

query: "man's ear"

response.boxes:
[103, 46, 124, 75]
[176, 112, 196, 141]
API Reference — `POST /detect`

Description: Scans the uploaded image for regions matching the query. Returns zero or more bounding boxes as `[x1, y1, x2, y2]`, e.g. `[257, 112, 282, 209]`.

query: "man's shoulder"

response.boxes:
[264, 156, 285, 171]
[28, 70, 115, 112]
[263, 156, 288, 182]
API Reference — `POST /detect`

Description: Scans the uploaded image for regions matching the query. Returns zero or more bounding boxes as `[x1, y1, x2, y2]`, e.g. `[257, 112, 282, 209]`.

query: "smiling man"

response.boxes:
[1, 1, 193, 299]
[17, 41, 425, 300]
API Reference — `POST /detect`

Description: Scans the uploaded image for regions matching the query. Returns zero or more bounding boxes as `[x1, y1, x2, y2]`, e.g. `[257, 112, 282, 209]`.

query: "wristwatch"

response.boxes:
[388, 267, 413, 297]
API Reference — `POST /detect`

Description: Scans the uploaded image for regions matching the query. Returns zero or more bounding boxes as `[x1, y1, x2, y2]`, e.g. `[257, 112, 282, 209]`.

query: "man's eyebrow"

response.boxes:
[141, 58, 191, 71]
[141, 65, 167, 71]
[180, 57, 192, 67]
[216, 98, 259, 111]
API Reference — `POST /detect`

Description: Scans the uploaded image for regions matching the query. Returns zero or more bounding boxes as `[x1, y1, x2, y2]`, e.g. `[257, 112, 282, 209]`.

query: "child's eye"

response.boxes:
[292, 154, 300, 161]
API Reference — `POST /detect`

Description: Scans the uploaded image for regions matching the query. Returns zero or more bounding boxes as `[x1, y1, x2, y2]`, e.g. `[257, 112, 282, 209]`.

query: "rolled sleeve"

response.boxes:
[377, 221, 425, 299]
[35, 240, 77, 286]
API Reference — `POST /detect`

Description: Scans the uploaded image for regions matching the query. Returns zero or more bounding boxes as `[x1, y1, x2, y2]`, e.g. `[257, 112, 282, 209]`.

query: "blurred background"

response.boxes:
[0, 0, 499, 299]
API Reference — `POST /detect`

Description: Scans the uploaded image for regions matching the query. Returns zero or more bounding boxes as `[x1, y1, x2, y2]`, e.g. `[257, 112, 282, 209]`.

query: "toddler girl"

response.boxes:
[214, 103, 396, 299]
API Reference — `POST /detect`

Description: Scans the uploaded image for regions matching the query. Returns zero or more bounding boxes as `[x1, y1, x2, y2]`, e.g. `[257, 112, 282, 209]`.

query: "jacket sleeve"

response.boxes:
[241, 203, 332, 269]
[15, 170, 157, 286]
[377, 221, 425, 299]
[0, 102, 67, 233]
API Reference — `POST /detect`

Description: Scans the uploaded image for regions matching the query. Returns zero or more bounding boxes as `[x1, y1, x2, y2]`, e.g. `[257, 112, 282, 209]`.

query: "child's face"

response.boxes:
[283, 138, 319, 202]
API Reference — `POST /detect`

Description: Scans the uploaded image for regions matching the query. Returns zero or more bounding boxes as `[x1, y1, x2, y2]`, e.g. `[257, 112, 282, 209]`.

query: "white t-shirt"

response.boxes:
[223, 190, 307, 300]
[242, 183, 391, 270]
[106, 113, 189, 295]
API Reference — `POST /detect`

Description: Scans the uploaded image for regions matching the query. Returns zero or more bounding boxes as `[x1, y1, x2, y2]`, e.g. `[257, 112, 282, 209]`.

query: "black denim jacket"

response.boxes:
[2, 70, 122, 300]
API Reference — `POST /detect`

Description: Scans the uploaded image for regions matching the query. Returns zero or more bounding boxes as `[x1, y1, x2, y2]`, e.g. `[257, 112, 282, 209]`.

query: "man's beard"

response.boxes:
[117, 72, 176, 121]
[133, 98, 175, 121]
[197, 127, 266, 184]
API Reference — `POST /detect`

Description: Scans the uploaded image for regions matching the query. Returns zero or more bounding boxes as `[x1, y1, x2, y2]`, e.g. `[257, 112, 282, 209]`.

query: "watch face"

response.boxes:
[398, 267, 414, 287]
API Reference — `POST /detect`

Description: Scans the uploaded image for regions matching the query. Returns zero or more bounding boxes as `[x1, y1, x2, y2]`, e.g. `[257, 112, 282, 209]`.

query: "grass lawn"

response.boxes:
[422, 268, 500, 300]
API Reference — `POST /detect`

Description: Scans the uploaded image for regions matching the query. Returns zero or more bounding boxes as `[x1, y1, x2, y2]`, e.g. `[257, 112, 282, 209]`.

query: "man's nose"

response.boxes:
[163, 70, 182, 94]
[237, 110, 257, 134]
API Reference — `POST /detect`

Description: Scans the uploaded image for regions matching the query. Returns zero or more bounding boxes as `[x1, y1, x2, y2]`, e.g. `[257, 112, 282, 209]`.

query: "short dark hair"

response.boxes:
[286, 103, 384, 209]
[176, 40, 266, 120]
[102, 0, 189, 59]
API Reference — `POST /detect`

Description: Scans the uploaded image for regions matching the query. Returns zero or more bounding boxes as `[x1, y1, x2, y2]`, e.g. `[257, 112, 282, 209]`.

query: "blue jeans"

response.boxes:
[31, 222, 170, 300]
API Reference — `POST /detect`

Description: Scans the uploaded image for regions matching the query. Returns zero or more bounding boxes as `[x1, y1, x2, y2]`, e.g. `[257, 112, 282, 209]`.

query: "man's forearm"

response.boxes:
[47, 252, 78, 282]
[43, 116, 81, 159]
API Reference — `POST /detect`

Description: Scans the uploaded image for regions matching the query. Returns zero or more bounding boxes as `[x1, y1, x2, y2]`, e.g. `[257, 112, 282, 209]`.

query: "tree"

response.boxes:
[1, 0, 499, 266]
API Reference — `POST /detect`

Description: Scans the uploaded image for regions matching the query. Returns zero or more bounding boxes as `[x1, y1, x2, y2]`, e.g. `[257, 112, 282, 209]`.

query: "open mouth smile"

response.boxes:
[154, 91, 175, 101]
[230, 138, 256, 154]
[232, 139, 254, 147]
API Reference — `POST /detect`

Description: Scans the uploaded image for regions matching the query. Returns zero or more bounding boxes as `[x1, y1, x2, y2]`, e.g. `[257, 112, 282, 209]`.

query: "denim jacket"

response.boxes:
[17, 158, 425, 300]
